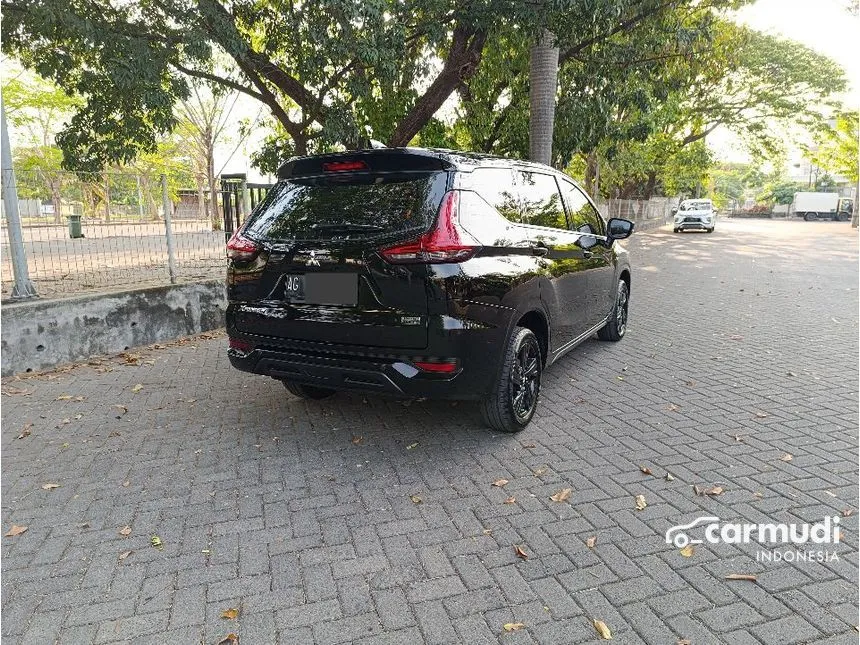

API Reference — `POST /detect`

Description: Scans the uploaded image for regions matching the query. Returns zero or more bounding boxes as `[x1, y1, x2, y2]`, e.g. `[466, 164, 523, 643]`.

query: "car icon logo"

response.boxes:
[665, 516, 720, 548]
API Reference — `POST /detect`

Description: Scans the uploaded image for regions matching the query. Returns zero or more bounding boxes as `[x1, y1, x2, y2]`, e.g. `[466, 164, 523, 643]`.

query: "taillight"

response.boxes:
[380, 191, 479, 264]
[226, 230, 260, 262]
[414, 360, 458, 373]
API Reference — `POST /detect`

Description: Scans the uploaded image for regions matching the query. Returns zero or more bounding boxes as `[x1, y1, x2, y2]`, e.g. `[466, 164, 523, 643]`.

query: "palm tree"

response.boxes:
[529, 29, 559, 165]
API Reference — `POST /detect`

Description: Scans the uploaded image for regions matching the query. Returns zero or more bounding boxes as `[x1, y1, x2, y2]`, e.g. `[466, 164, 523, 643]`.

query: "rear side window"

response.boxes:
[242, 172, 449, 242]
[516, 171, 567, 230]
[467, 168, 522, 223]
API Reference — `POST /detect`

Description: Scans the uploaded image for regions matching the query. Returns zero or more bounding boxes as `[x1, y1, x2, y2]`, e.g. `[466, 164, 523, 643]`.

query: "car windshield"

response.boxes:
[682, 201, 712, 211]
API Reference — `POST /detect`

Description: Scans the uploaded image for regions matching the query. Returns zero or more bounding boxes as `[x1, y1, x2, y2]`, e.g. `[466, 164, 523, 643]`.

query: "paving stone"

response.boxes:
[1, 220, 856, 644]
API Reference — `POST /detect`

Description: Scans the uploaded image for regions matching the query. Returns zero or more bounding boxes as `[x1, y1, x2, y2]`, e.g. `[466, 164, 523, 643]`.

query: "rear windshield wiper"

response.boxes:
[309, 222, 384, 232]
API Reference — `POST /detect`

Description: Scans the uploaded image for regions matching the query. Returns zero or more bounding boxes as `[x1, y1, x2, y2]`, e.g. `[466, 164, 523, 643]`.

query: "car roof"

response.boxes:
[277, 147, 557, 178]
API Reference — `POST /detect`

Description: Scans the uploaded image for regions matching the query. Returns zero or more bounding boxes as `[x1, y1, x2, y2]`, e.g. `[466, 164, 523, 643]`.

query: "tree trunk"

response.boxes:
[643, 170, 657, 200]
[529, 30, 559, 165]
[584, 152, 598, 197]
[388, 27, 487, 147]
[50, 179, 62, 224]
[208, 150, 221, 231]
[195, 174, 206, 223]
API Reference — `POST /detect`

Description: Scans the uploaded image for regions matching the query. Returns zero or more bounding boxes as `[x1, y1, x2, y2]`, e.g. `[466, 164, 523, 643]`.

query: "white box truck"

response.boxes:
[793, 192, 854, 221]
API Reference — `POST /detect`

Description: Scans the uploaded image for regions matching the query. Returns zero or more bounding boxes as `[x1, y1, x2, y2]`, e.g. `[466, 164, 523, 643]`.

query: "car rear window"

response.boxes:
[242, 172, 449, 242]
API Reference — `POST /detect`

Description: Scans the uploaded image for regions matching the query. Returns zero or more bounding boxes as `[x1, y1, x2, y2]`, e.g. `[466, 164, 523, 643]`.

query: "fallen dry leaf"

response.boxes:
[351, 435, 364, 445]
[635, 495, 647, 511]
[118, 551, 132, 561]
[725, 573, 757, 581]
[677, 640, 692, 645]
[2, 386, 32, 396]
[41, 483, 61, 490]
[549, 488, 572, 503]
[56, 394, 73, 401]
[503, 622, 525, 632]
[220, 608, 240, 620]
[729, 335, 744, 341]
[639, 465, 653, 476]
[732, 434, 745, 443]
[409, 495, 423, 504]
[131, 384, 143, 393]
[593, 619, 612, 640]
[679, 545, 695, 558]
[787, 371, 797, 377]
[150, 535, 163, 550]
[780, 453, 793, 462]
[492, 479, 509, 488]
[684, 380, 696, 387]
[521, 443, 536, 449]
[695, 485, 724, 496]
[17, 423, 33, 440]
[122, 481, 130, 488]
[504, 496, 516, 505]
[843, 509, 854, 517]
[114, 405, 128, 418]
[119, 525, 132, 537]
[754, 412, 769, 418]
[586, 536, 597, 548]
[406, 442, 419, 450]
[217, 635, 239, 645]
[514, 545, 529, 560]
[533, 467, 547, 476]
[666, 403, 680, 412]
[4, 525, 28, 537]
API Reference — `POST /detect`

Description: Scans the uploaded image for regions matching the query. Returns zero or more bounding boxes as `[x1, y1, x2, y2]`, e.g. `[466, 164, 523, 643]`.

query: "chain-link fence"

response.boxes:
[1, 170, 230, 299]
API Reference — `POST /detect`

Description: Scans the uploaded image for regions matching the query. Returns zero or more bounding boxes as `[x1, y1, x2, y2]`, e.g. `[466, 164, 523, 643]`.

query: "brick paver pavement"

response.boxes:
[2, 218, 858, 645]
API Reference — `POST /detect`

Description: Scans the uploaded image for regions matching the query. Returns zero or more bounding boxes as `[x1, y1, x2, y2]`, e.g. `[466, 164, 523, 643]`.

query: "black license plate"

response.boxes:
[284, 273, 357, 306]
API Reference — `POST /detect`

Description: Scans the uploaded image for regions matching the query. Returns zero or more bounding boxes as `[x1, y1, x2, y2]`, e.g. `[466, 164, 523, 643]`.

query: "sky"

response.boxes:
[709, 0, 860, 163]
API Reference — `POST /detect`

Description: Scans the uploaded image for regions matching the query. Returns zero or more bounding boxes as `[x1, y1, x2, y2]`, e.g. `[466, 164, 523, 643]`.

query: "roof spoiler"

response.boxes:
[277, 149, 452, 179]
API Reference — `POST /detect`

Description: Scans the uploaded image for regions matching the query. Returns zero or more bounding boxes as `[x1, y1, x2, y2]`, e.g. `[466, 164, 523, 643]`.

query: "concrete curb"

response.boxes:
[1, 279, 226, 376]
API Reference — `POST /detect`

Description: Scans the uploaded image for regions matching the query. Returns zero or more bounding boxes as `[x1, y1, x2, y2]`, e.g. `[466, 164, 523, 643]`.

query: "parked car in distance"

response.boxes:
[674, 199, 715, 233]
[225, 148, 634, 432]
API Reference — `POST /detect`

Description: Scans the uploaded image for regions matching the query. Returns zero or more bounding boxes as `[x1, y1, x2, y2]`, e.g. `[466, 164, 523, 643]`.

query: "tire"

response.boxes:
[673, 228, 680, 233]
[804, 212, 818, 221]
[598, 279, 629, 342]
[480, 327, 542, 433]
[706, 227, 714, 233]
[282, 381, 336, 400]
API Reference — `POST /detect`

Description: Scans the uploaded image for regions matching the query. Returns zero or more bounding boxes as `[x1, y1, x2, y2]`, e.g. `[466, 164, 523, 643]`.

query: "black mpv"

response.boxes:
[226, 148, 633, 432]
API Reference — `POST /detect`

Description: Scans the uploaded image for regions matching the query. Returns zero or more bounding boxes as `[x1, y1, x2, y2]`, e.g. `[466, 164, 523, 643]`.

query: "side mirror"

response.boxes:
[607, 218, 634, 240]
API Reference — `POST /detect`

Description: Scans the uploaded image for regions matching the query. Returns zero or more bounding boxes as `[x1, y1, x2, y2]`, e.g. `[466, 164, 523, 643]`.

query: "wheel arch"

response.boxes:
[619, 268, 631, 294]
[515, 309, 549, 366]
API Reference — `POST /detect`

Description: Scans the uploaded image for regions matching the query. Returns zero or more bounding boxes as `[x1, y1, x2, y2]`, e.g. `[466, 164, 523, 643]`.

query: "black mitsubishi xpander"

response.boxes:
[226, 148, 633, 432]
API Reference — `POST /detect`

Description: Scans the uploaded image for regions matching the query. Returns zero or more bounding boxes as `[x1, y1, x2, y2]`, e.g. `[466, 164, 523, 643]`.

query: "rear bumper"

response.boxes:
[227, 319, 508, 400]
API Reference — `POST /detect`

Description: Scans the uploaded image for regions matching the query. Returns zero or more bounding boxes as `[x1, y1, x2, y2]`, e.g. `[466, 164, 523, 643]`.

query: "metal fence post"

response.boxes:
[160, 174, 177, 284]
[1, 102, 37, 299]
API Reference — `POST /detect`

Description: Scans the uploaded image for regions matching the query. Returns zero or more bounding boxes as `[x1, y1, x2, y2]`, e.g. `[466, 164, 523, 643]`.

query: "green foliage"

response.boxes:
[806, 111, 859, 182]
[758, 180, 805, 205]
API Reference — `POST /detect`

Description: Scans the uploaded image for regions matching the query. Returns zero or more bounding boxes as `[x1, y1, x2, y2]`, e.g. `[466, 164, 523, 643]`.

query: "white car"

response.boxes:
[674, 199, 716, 233]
